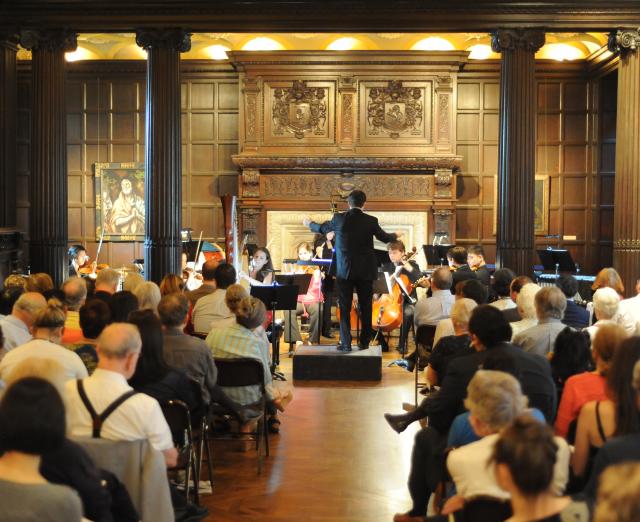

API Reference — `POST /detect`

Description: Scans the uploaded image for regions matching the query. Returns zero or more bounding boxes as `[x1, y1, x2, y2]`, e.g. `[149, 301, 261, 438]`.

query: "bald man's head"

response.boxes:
[13, 292, 47, 327]
[97, 323, 142, 359]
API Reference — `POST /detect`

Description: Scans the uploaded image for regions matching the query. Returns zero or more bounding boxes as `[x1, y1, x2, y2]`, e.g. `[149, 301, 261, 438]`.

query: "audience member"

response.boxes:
[556, 274, 590, 329]
[67, 299, 112, 375]
[159, 273, 185, 297]
[510, 282, 541, 338]
[3, 274, 27, 291]
[64, 323, 178, 467]
[0, 292, 46, 351]
[25, 273, 54, 295]
[414, 266, 455, 328]
[385, 305, 556, 435]
[572, 335, 640, 479]
[618, 277, 640, 335]
[448, 246, 478, 294]
[588, 268, 636, 334]
[192, 263, 237, 333]
[60, 277, 87, 345]
[92, 269, 120, 303]
[109, 290, 139, 322]
[554, 325, 623, 439]
[122, 272, 144, 294]
[185, 259, 218, 307]
[0, 377, 83, 521]
[492, 416, 589, 522]
[133, 281, 161, 314]
[433, 279, 488, 345]
[0, 286, 24, 317]
[128, 310, 198, 411]
[585, 287, 621, 338]
[466, 245, 490, 286]
[490, 268, 516, 310]
[503, 275, 533, 323]
[513, 286, 567, 357]
[425, 298, 476, 386]
[594, 462, 640, 522]
[591, 267, 624, 297]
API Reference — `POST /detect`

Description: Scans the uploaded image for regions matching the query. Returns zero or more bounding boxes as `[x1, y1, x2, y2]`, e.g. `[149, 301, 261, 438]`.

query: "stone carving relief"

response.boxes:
[271, 80, 327, 139]
[366, 80, 424, 139]
[434, 169, 453, 198]
[433, 209, 453, 243]
[241, 169, 260, 198]
[239, 208, 260, 244]
[342, 94, 353, 139]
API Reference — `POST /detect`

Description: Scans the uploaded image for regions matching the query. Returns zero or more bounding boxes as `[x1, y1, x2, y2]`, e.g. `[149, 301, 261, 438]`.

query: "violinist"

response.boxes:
[239, 247, 274, 286]
[68, 245, 89, 278]
[448, 246, 479, 294]
[283, 242, 322, 347]
[378, 240, 428, 353]
[467, 244, 491, 286]
[313, 231, 336, 338]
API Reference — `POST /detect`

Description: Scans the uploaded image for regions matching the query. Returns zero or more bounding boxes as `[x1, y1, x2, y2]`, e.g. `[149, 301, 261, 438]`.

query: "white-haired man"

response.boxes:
[64, 323, 177, 467]
[0, 292, 47, 351]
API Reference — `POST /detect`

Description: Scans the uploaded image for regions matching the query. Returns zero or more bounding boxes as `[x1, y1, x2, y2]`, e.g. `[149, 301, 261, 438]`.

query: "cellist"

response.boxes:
[377, 240, 428, 353]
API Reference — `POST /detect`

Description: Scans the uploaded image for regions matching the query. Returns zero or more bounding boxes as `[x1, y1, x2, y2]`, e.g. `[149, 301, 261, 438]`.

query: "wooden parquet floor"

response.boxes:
[200, 348, 421, 522]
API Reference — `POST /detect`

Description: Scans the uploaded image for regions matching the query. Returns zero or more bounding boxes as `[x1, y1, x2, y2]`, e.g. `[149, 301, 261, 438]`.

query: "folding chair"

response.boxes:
[207, 358, 270, 474]
[414, 324, 436, 405]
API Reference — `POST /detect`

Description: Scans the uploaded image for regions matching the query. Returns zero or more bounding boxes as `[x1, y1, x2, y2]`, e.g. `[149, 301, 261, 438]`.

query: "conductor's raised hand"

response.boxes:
[302, 217, 312, 227]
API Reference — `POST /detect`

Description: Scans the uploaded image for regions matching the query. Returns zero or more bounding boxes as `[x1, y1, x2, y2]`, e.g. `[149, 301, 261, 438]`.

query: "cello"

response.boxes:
[371, 248, 428, 332]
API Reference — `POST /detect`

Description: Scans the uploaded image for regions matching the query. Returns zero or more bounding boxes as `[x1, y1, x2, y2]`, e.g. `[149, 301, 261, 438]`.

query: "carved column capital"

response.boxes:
[0, 32, 19, 51]
[434, 169, 453, 198]
[135, 29, 192, 52]
[20, 29, 77, 52]
[491, 28, 545, 53]
[608, 29, 640, 56]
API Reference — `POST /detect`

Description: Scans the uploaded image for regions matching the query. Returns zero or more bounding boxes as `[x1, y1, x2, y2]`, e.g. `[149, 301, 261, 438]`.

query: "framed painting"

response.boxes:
[493, 174, 549, 236]
[94, 162, 145, 241]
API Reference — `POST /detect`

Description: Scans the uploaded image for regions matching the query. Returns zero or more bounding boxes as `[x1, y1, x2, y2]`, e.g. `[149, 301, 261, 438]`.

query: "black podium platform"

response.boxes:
[292, 345, 382, 381]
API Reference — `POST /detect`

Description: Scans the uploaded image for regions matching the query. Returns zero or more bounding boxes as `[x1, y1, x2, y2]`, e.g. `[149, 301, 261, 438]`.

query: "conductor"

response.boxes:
[303, 190, 399, 352]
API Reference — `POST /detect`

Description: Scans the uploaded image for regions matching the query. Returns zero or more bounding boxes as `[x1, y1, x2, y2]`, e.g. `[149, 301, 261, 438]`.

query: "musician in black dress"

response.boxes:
[377, 240, 425, 353]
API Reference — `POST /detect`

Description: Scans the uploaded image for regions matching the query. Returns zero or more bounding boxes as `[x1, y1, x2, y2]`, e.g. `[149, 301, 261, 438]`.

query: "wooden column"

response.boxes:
[136, 29, 191, 283]
[492, 29, 545, 275]
[20, 30, 77, 286]
[609, 29, 640, 295]
[0, 33, 19, 227]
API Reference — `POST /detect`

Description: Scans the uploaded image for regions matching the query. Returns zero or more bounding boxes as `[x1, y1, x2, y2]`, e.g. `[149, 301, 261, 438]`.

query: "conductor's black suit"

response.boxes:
[309, 207, 397, 348]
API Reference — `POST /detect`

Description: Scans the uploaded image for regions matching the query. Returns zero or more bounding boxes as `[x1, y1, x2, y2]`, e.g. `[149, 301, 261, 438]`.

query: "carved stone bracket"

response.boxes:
[433, 208, 453, 242]
[242, 78, 261, 142]
[135, 29, 192, 52]
[434, 168, 453, 198]
[20, 29, 77, 52]
[241, 168, 260, 198]
[0, 33, 20, 51]
[491, 28, 546, 53]
[608, 29, 640, 56]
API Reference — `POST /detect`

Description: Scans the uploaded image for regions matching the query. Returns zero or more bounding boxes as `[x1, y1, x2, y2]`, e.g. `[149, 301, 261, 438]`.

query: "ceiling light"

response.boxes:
[326, 37, 361, 51]
[242, 37, 284, 51]
[411, 37, 455, 51]
[205, 44, 231, 60]
[538, 43, 585, 61]
[467, 44, 495, 60]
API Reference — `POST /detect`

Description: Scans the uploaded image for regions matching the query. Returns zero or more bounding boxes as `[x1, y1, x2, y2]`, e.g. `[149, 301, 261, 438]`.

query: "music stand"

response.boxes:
[423, 244, 453, 267]
[536, 249, 576, 273]
[251, 284, 300, 381]
[275, 273, 313, 355]
[374, 248, 390, 268]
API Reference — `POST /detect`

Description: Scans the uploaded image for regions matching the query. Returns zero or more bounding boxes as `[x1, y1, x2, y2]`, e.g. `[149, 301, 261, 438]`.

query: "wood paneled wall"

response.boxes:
[454, 61, 615, 274]
[16, 61, 238, 269]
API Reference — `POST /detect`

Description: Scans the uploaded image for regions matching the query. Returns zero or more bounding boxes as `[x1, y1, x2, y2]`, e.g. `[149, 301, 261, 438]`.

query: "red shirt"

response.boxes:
[555, 372, 607, 438]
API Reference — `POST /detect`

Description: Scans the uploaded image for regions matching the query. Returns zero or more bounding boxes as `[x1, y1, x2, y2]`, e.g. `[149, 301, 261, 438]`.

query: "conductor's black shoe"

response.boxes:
[337, 344, 352, 352]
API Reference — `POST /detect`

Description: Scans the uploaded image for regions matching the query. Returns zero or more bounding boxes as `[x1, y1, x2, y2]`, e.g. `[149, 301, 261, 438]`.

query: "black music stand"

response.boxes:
[275, 273, 313, 355]
[251, 284, 299, 381]
[537, 248, 576, 274]
[423, 244, 453, 267]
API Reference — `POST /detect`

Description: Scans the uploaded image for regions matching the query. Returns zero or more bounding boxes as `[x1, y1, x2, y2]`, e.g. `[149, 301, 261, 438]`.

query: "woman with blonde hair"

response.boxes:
[25, 273, 54, 295]
[133, 281, 161, 314]
[0, 300, 87, 381]
[159, 273, 185, 297]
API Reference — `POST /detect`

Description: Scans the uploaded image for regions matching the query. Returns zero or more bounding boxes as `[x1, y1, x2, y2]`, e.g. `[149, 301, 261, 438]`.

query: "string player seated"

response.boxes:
[282, 242, 323, 347]
[377, 240, 428, 354]
[467, 244, 491, 287]
[313, 231, 336, 338]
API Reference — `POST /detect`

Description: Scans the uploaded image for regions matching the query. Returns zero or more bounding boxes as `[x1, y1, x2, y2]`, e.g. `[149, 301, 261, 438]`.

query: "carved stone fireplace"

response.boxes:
[229, 51, 465, 260]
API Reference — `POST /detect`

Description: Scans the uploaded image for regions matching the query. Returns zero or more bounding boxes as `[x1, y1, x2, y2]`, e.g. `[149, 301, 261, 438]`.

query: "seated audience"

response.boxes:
[192, 263, 236, 333]
[490, 268, 517, 310]
[594, 462, 640, 522]
[92, 269, 120, 304]
[0, 292, 46, 351]
[61, 277, 87, 345]
[0, 286, 24, 318]
[159, 273, 185, 297]
[3, 274, 27, 291]
[122, 272, 144, 294]
[443, 372, 569, 516]
[588, 267, 636, 334]
[0, 300, 88, 381]
[618, 277, 640, 335]
[127, 310, 198, 412]
[414, 266, 455, 329]
[425, 298, 476, 386]
[433, 279, 488, 345]
[108, 290, 139, 322]
[572, 335, 640, 479]
[0, 377, 83, 521]
[554, 324, 625, 439]
[448, 246, 478, 294]
[503, 275, 533, 323]
[466, 245, 490, 286]
[585, 352, 640, 499]
[64, 323, 178, 467]
[556, 274, 590, 329]
[492, 416, 589, 522]
[513, 286, 567, 357]
[25, 273, 54, 295]
[385, 304, 556, 436]
[585, 287, 622, 339]
[67, 299, 112, 375]
[510, 282, 541, 338]
[216, 284, 250, 330]
[185, 259, 218, 307]
[133, 281, 161, 314]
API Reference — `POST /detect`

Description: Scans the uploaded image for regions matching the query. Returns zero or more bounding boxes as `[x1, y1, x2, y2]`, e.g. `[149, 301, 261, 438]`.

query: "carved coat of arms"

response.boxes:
[367, 81, 423, 138]
[272, 80, 327, 139]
